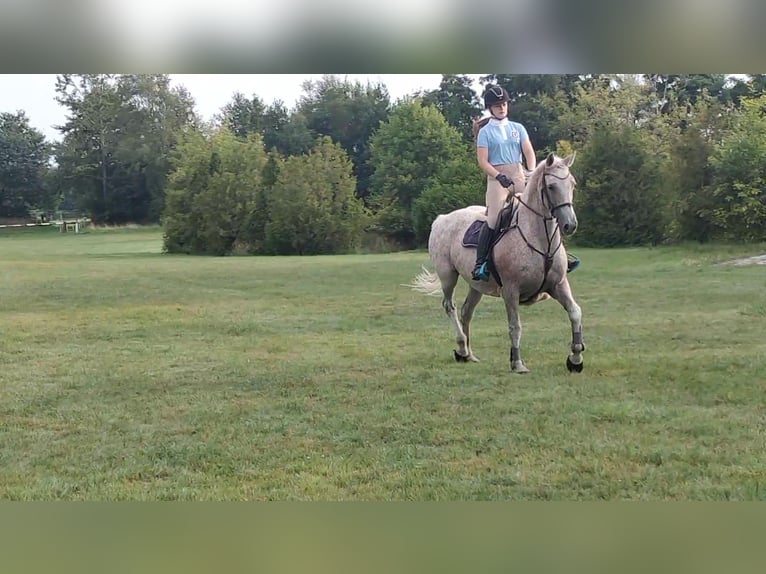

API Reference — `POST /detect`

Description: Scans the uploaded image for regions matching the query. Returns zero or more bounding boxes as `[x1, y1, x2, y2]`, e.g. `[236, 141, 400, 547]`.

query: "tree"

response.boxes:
[218, 92, 267, 138]
[263, 137, 367, 255]
[55, 74, 197, 224]
[420, 74, 482, 141]
[55, 74, 120, 222]
[0, 111, 50, 218]
[648, 74, 729, 112]
[297, 75, 391, 200]
[243, 149, 283, 252]
[263, 103, 314, 157]
[113, 74, 198, 222]
[557, 75, 666, 151]
[218, 93, 316, 158]
[367, 100, 466, 247]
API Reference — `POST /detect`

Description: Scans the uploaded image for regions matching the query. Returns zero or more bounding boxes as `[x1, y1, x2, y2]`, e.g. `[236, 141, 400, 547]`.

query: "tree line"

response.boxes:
[2, 73, 765, 252]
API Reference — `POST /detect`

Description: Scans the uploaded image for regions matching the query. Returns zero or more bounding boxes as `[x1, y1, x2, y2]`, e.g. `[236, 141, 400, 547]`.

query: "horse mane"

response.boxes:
[523, 157, 549, 196]
[472, 116, 490, 141]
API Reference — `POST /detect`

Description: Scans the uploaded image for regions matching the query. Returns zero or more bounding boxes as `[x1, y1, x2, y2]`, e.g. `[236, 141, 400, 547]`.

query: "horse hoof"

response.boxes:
[511, 360, 530, 374]
[454, 350, 469, 363]
[566, 356, 584, 373]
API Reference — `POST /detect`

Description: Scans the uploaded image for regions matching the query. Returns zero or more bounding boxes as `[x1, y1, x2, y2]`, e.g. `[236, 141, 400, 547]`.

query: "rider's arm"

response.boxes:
[477, 146, 500, 179]
[522, 139, 536, 172]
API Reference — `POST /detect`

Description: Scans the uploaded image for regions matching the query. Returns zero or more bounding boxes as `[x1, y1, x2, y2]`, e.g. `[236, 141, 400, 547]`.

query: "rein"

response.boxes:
[512, 169, 571, 303]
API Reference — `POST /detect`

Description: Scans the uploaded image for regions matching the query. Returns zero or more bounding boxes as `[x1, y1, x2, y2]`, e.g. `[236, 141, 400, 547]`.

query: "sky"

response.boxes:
[0, 74, 483, 143]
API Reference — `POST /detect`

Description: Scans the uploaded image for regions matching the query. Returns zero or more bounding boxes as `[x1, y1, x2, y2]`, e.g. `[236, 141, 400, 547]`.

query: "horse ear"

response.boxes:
[545, 153, 555, 167]
[563, 151, 577, 167]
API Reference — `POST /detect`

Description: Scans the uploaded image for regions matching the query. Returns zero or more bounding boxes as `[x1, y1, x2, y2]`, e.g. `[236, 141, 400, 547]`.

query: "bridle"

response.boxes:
[541, 170, 575, 215]
[514, 169, 574, 220]
[511, 167, 575, 302]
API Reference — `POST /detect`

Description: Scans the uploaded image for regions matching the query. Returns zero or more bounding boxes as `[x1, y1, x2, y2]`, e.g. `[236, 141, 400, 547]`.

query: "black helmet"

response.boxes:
[483, 85, 509, 109]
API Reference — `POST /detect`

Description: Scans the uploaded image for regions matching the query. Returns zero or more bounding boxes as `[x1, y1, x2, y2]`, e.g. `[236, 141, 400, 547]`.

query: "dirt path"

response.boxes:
[720, 254, 766, 266]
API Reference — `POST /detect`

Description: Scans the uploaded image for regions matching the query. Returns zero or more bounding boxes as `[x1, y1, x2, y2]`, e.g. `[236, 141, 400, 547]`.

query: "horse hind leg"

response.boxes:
[550, 278, 585, 373]
[435, 269, 469, 362]
[458, 287, 483, 362]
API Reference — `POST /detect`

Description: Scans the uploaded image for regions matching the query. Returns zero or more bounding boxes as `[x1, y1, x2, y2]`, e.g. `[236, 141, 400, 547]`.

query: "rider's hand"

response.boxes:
[495, 173, 513, 188]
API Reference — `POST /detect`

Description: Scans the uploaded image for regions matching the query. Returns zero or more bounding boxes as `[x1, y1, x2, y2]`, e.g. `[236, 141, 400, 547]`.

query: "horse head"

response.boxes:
[539, 152, 578, 235]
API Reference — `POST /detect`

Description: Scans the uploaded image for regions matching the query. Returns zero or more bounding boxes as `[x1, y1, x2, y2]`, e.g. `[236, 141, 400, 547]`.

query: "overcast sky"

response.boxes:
[0, 74, 483, 143]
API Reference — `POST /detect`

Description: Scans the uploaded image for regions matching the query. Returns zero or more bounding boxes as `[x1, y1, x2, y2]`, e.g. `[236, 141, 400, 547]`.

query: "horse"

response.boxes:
[406, 152, 585, 374]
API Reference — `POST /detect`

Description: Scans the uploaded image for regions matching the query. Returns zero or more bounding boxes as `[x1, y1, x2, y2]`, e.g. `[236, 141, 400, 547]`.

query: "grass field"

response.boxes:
[1, 226, 765, 500]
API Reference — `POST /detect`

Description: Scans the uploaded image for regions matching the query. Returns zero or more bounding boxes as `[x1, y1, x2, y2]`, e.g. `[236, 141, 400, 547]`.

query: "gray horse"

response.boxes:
[407, 152, 585, 373]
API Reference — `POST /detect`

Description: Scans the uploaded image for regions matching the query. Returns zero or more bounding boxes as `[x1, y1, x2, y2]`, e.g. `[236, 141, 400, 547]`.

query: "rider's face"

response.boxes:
[490, 101, 508, 118]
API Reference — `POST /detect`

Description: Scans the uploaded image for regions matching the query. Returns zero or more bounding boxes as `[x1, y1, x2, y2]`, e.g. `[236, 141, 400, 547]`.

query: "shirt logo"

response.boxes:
[510, 129, 520, 139]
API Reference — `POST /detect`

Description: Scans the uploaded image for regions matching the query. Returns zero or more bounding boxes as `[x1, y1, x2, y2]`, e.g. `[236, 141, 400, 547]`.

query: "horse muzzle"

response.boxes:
[555, 206, 578, 235]
[561, 218, 578, 235]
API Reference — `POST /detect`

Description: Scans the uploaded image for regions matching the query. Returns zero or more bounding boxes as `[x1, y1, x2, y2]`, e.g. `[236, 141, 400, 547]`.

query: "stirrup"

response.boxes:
[472, 261, 490, 281]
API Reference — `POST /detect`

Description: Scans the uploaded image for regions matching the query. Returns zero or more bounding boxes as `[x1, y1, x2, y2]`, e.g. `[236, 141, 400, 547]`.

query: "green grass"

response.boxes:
[1, 226, 765, 500]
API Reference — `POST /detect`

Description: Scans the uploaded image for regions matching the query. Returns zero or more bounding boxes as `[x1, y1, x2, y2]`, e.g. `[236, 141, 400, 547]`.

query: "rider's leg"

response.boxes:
[472, 166, 511, 281]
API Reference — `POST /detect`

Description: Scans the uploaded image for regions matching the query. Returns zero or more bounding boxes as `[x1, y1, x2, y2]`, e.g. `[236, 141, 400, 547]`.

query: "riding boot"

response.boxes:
[471, 224, 494, 281]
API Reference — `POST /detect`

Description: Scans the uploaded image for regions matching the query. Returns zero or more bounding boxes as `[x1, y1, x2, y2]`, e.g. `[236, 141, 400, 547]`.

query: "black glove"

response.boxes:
[495, 173, 513, 188]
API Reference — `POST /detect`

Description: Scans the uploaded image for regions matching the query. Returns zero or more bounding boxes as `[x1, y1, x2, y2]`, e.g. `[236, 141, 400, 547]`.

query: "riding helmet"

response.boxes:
[483, 84, 510, 109]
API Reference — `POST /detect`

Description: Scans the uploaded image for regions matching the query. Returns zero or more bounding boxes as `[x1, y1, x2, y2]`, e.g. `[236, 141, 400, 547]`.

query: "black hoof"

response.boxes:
[566, 356, 584, 373]
[454, 350, 469, 363]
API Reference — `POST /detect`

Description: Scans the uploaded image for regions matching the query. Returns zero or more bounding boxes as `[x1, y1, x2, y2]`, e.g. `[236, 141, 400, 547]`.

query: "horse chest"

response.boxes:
[496, 253, 561, 298]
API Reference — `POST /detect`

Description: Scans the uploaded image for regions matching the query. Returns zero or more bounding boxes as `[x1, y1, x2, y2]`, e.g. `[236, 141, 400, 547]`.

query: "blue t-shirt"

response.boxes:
[477, 120, 529, 165]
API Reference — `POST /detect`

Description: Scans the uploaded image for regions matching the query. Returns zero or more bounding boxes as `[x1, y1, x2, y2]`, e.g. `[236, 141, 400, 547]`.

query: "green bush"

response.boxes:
[411, 150, 486, 245]
[263, 137, 368, 255]
[162, 128, 267, 255]
[367, 100, 466, 246]
[663, 96, 732, 243]
[574, 125, 669, 247]
[707, 96, 766, 242]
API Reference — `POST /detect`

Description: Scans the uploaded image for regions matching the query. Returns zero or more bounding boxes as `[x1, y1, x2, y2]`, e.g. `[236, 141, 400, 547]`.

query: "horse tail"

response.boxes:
[402, 266, 442, 296]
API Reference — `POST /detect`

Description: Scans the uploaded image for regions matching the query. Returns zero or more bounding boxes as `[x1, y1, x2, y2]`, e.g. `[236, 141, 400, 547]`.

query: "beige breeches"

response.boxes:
[485, 163, 525, 229]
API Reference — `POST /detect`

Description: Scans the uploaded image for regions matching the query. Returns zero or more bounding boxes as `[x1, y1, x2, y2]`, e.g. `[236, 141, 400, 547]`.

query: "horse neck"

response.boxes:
[521, 170, 544, 211]
[519, 170, 546, 219]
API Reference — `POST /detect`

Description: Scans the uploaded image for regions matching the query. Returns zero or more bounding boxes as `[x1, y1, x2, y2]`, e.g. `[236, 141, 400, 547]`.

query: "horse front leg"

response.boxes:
[550, 277, 585, 372]
[502, 287, 529, 373]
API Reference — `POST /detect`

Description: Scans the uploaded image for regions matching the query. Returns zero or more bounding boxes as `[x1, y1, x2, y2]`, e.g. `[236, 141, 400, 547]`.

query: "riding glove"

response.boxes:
[495, 173, 513, 188]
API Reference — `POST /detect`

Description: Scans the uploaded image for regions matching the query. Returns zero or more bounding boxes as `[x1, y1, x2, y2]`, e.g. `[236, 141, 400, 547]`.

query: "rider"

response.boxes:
[472, 84, 537, 281]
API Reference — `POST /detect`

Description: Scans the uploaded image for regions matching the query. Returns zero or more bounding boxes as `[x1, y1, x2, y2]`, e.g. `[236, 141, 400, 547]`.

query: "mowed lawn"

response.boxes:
[1, 226, 765, 500]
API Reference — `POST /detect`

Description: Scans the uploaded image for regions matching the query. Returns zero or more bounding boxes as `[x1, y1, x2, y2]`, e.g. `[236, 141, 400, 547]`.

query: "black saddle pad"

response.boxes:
[462, 220, 484, 248]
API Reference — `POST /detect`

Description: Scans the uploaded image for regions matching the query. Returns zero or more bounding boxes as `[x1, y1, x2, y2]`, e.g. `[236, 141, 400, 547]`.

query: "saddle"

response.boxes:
[461, 201, 518, 248]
